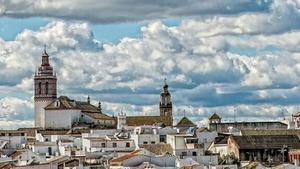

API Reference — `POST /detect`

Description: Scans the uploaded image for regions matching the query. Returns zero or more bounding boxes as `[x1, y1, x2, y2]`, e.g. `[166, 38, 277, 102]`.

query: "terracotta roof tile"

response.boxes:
[231, 135, 300, 149]
[139, 144, 173, 155]
[126, 116, 171, 126]
[175, 117, 196, 127]
[209, 113, 221, 120]
[84, 112, 114, 120]
[76, 101, 101, 113]
[110, 150, 142, 164]
[45, 96, 78, 110]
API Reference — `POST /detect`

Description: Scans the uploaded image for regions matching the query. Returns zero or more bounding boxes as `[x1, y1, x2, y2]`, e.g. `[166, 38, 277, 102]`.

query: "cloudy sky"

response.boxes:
[1, 0, 300, 129]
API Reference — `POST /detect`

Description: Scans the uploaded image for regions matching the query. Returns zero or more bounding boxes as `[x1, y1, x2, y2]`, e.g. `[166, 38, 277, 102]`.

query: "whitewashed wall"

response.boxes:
[45, 109, 81, 129]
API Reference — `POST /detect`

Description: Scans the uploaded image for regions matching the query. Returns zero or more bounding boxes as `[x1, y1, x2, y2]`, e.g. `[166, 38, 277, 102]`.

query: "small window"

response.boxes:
[113, 143, 117, 147]
[126, 142, 130, 147]
[101, 143, 106, 148]
[182, 152, 187, 156]
[38, 82, 42, 94]
[151, 141, 155, 144]
[160, 136, 166, 143]
[192, 152, 197, 156]
[45, 82, 49, 95]
[143, 141, 148, 144]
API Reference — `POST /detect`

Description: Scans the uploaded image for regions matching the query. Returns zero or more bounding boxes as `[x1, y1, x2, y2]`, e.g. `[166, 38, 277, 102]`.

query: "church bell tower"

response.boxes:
[34, 47, 57, 128]
[159, 79, 173, 125]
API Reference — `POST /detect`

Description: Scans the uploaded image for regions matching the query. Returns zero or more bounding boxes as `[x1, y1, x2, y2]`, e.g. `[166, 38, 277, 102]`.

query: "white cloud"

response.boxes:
[3, 1, 300, 127]
[0, 97, 33, 121]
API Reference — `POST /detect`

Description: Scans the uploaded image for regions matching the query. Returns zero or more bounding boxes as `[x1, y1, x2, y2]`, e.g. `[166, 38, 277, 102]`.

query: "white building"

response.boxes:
[167, 133, 204, 158]
[131, 126, 160, 146]
[0, 130, 27, 150]
[31, 142, 59, 157]
[82, 129, 135, 153]
[196, 128, 218, 150]
[207, 136, 229, 157]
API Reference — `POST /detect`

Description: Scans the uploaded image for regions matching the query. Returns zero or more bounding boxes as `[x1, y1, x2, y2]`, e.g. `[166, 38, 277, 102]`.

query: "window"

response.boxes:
[45, 82, 49, 95]
[126, 142, 130, 147]
[160, 136, 166, 143]
[38, 82, 42, 94]
[113, 143, 117, 147]
[101, 143, 106, 148]
[151, 141, 155, 144]
[143, 141, 148, 144]
[192, 152, 197, 156]
[182, 152, 187, 156]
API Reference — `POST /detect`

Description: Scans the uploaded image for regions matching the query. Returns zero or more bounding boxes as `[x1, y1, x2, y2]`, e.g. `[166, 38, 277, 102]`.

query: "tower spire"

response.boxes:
[44, 44, 47, 54]
[87, 96, 90, 104]
[41, 45, 49, 66]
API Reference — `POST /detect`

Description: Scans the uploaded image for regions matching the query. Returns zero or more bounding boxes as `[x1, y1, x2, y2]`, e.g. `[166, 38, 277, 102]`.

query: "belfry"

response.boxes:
[34, 47, 57, 128]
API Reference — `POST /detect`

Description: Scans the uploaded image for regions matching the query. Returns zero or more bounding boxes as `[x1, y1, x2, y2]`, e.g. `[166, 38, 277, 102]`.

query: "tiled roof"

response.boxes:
[84, 112, 114, 120]
[241, 129, 300, 136]
[126, 116, 172, 126]
[208, 113, 221, 120]
[196, 127, 210, 133]
[110, 150, 142, 164]
[230, 135, 300, 149]
[214, 136, 229, 144]
[37, 129, 69, 135]
[139, 144, 173, 155]
[44, 96, 116, 122]
[45, 96, 102, 114]
[38, 128, 91, 136]
[76, 101, 101, 113]
[40, 156, 69, 164]
[45, 96, 78, 110]
[175, 117, 196, 127]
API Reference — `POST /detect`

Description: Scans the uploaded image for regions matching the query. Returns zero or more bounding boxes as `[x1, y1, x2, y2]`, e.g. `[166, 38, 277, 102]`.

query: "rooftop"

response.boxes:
[209, 113, 221, 120]
[230, 135, 300, 149]
[139, 144, 173, 155]
[126, 115, 171, 126]
[175, 117, 196, 128]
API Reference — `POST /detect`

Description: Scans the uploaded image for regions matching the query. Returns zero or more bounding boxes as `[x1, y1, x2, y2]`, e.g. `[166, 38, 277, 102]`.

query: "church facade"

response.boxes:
[117, 80, 173, 129]
[34, 49, 174, 129]
[34, 49, 115, 129]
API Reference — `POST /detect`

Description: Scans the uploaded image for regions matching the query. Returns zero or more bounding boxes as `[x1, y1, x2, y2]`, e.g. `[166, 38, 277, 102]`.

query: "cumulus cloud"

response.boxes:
[0, 97, 33, 120]
[3, 0, 300, 128]
[0, 0, 272, 23]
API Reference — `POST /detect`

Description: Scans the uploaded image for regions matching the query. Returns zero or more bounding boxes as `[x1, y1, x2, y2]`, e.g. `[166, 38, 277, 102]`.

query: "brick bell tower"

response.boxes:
[34, 47, 57, 128]
[159, 79, 173, 125]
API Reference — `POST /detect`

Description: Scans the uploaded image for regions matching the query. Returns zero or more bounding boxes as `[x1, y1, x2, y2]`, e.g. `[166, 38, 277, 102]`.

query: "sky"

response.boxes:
[1, 0, 300, 129]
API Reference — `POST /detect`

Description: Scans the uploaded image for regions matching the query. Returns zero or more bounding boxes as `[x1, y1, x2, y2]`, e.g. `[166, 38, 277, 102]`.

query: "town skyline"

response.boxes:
[2, 0, 300, 129]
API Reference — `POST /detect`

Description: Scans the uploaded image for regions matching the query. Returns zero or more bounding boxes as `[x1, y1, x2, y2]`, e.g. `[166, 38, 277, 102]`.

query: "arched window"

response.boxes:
[45, 82, 49, 95]
[38, 82, 42, 94]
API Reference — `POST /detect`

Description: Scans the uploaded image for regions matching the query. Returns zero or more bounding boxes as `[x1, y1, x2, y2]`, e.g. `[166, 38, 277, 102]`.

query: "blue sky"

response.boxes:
[1, 0, 300, 129]
[0, 16, 179, 43]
